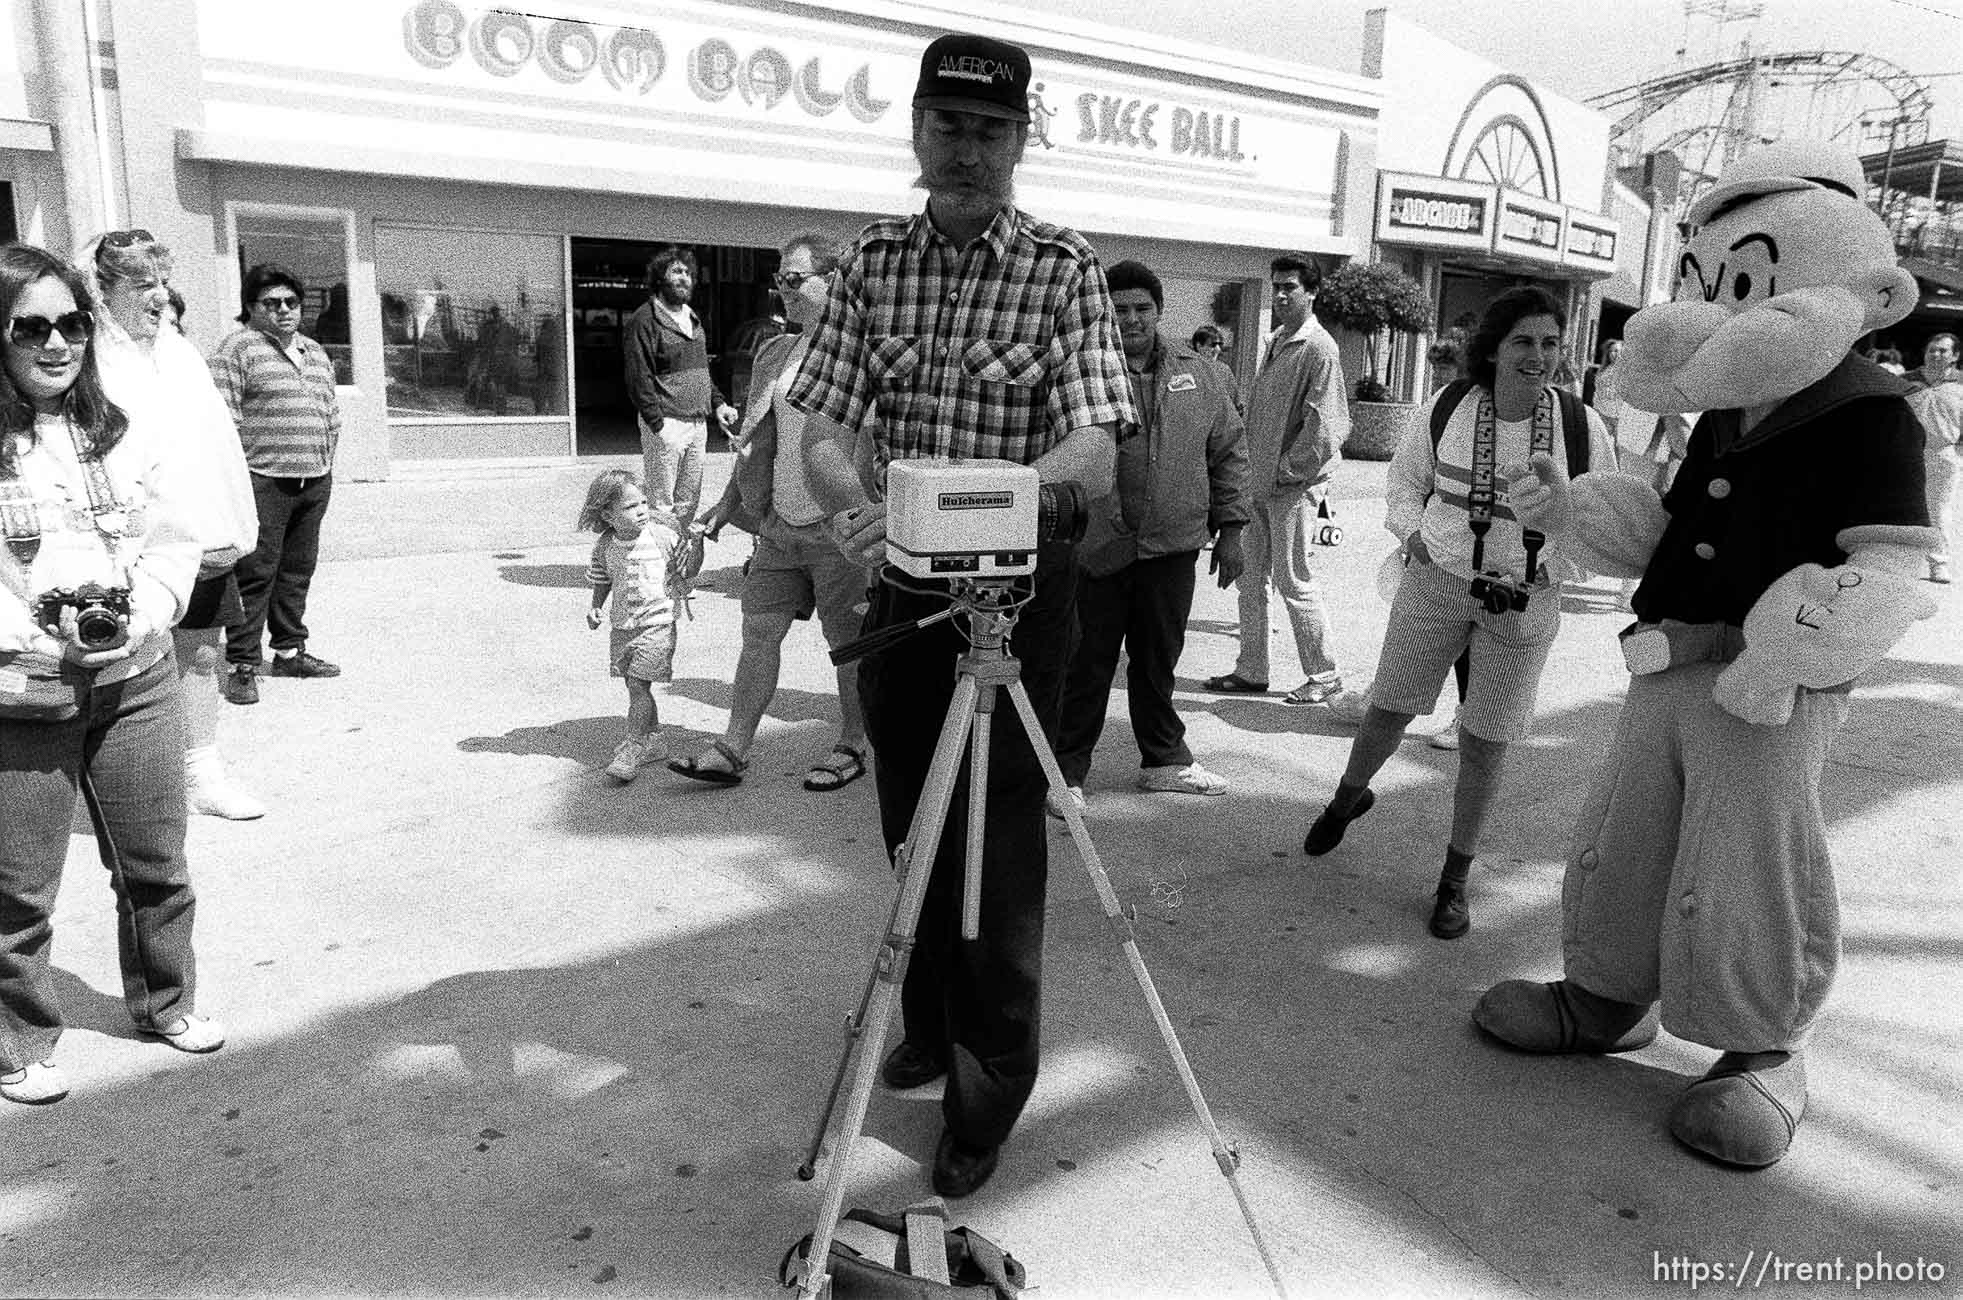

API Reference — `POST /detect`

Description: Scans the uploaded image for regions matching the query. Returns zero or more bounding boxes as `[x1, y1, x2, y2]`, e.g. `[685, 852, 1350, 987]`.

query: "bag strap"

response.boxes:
[1429, 378, 1476, 452]
[903, 1199, 951, 1285]
[952, 1226, 1023, 1298]
[1554, 386, 1590, 475]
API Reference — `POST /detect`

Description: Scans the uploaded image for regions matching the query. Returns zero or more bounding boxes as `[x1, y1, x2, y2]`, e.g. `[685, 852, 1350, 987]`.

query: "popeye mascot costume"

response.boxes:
[1473, 141, 1939, 1168]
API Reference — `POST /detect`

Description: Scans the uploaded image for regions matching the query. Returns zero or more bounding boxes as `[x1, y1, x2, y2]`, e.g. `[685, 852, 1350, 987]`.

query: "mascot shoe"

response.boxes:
[1473, 979, 1659, 1054]
[1668, 1050, 1807, 1169]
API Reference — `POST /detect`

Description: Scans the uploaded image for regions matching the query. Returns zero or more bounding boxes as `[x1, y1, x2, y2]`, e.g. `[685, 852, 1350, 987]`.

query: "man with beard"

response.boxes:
[623, 246, 738, 529]
[788, 32, 1132, 1198]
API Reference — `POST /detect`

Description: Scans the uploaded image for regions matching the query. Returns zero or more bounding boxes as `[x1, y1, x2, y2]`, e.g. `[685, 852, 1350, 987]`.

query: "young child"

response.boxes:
[579, 469, 687, 781]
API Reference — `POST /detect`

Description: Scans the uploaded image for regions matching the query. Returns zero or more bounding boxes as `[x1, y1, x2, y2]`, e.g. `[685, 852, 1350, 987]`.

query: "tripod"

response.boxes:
[790, 577, 1289, 1300]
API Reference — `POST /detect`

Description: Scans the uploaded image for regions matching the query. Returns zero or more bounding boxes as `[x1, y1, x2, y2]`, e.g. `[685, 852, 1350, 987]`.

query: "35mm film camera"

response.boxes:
[1468, 570, 1531, 615]
[38, 582, 132, 650]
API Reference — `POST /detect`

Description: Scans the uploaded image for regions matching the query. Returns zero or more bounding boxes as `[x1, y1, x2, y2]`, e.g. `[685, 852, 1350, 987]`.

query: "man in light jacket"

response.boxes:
[1205, 251, 1349, 705]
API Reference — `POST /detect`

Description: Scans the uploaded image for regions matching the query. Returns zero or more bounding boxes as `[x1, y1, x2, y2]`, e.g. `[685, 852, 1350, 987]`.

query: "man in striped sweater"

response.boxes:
[210, 263, 343, 705]
[623, 247, 738, 530]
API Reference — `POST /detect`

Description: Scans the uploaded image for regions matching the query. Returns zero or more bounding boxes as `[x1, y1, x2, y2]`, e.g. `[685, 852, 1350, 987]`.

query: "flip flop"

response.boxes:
[1203, 672, 1269, 693]
[667, 739, 747, 786]
[803, 744, 868, 792]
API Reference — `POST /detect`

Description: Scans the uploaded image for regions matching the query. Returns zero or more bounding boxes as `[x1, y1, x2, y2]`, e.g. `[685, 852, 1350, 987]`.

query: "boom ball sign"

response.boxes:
[401, 0, 892, 120]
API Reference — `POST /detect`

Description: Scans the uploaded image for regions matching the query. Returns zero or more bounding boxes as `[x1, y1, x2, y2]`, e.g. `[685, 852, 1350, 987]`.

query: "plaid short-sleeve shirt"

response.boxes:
[787, 205, 1134, 468]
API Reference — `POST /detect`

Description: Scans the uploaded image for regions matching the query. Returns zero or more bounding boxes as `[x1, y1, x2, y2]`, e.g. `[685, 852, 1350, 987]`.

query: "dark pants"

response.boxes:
[1056, 551, 1199, 787]
[0, 653, 198, 1071]
[227, 472, 331, 668]
[857, 543, 1078, 1149]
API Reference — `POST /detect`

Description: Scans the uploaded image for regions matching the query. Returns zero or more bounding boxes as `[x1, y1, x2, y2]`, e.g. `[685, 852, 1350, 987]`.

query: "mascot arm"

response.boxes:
[1713, 542, 1939, 726]
[1501, 462, 1667, 579]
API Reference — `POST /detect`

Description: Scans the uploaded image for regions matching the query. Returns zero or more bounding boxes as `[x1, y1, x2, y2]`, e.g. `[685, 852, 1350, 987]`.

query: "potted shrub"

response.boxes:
[1313, 260, 1435, 459]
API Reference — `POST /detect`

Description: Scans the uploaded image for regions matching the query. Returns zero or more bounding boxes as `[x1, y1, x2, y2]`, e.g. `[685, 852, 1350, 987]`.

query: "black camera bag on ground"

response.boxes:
[779, 1201, 1024, 1299]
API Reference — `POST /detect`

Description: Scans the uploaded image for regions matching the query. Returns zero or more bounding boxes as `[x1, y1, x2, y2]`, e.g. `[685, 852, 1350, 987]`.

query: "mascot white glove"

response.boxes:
[1500, 453, 1572, 535]
[1714, 562, 1938, 726]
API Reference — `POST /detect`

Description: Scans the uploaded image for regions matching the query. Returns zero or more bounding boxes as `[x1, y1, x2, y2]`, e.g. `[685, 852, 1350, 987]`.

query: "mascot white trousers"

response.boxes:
[1563, 661, 1849, 1052]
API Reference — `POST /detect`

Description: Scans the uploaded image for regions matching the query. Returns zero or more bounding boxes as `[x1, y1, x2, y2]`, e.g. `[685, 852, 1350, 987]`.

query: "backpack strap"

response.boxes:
[1429, 378, 1477, 452]
[1554, 387, 1590, 476]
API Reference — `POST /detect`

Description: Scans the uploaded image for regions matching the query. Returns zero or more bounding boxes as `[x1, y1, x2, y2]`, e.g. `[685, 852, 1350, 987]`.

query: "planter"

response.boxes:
[1344, 399, 1418, 461]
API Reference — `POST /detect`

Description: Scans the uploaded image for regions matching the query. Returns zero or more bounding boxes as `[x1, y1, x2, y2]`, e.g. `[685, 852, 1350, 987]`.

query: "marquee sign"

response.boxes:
[1563, 214, 1620, 274]
[1494, 188, 1568, 266]
[1373, 171, 1495, 252]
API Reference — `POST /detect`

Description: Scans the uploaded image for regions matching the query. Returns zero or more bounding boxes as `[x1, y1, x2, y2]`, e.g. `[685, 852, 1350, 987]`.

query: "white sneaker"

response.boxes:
[1045, 786, 1086, 819]
[185, 747, 266, 820]
[606, 733, 665, 781]
[1428, 709, 1461, 750]
[1322, 688, 1371, 725]
[1137, 762, 1229, 795]
[0, 1060, 68, 1105]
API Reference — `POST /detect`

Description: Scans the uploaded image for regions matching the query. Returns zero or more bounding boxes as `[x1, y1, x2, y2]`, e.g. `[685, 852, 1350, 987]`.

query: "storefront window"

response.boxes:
[235, 209, 353, 383]
[376, 226, 568, 420]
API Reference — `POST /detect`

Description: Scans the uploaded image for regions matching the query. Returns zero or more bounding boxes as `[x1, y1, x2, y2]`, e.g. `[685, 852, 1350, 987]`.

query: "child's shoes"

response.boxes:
[606, 732, 667, 782]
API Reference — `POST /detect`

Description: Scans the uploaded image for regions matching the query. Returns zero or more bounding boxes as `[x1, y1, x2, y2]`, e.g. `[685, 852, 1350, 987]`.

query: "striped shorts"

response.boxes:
[1367, 558, 1560, 743]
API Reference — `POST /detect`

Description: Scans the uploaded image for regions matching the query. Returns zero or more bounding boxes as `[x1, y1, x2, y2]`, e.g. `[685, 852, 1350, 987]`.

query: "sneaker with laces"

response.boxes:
[1137, 762, 1229, 795]
[268, 650, 341, 678]
[0, 1060, 68, 1104]
[138, 1014, 226, 1053]
[607, 734, 666, 781]
[222, 664, 258, 706]
[1045, 785, 1086, 819]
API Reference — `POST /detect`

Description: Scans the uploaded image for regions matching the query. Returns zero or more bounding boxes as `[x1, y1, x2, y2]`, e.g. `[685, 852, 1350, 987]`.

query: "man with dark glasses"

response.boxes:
[208, 263, 343, 704]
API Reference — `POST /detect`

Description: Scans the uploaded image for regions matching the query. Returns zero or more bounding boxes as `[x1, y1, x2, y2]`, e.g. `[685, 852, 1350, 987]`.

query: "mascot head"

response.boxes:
[1620, 141, 1916, 414]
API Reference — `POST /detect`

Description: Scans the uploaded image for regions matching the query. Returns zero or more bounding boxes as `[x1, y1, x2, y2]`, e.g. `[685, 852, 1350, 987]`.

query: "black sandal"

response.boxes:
[803, 744, 867, 792]
[668, 739, 748, 786]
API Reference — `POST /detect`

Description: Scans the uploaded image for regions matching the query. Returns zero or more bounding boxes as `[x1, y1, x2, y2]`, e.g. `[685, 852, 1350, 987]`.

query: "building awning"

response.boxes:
[1906, 256, 1963, 316]
[0, 118, 54, 152]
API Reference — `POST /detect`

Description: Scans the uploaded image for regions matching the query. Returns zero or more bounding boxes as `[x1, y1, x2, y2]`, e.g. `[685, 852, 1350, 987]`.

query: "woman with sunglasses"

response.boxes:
[83, 228, 263, 820]
[0, 243, 219, 1106]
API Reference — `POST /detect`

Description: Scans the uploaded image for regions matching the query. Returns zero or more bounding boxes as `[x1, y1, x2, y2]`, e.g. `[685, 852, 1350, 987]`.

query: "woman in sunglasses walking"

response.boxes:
[83, 228, 264, 819]
[0, 242, 221, 1106]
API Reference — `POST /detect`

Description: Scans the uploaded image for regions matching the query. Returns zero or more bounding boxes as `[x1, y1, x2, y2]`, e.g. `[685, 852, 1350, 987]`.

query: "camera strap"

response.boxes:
[1466, 387, 1555, 581]
[65, 419, 136, 549]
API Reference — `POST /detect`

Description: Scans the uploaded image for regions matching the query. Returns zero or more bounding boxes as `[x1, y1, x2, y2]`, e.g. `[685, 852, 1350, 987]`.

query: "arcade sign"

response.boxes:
[1374, 171, 1494, 252]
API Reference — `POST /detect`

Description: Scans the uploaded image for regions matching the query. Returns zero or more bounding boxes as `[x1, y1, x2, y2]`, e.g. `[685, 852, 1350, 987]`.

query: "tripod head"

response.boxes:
[828, 570, 1035, 667]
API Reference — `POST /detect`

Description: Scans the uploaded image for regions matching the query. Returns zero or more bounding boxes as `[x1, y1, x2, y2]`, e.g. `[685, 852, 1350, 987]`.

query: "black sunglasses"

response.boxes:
[8, 310, 95, 349]
[100, 229, 156, 250]
[773, 269, 820, 292]
[256, 293, 302, 312]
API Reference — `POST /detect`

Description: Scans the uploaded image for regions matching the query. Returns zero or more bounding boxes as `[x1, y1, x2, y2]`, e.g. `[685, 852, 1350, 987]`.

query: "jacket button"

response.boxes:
[1578, 848, 1599, 871]
[1694, 542, 1716, 560]
[946, 290, 959, 304]
[1707, 478, 1731, 499]
[1679, 893, 1696, 918]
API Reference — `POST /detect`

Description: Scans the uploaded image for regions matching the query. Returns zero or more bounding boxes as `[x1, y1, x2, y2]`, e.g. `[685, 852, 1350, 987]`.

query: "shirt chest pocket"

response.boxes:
[961, 338, 1047, 388]
[868, 336, 922, 386]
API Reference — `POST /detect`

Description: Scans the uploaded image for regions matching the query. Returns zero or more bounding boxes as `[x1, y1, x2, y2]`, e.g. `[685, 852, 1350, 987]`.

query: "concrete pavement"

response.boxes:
[4, 452, 1960, 1299]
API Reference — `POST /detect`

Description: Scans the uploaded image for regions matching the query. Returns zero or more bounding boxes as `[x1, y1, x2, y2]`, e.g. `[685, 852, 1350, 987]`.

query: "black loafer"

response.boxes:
[1303, 788, 1374, 856]
[931, 1130, 1000, 1198]
[880, 1040, 946, 1090]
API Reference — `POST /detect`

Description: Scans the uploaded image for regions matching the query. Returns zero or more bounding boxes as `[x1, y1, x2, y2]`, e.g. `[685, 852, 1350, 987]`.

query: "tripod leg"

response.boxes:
[797, 872, 915, 1181]
[1003, 678, 1293, 1300]
[961, 688, 993, 942]
[796, 674, 981, 1300]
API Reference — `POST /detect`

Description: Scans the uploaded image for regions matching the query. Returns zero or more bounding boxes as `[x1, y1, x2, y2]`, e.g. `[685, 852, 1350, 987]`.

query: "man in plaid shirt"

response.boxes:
[789, 31, 1133, 1199]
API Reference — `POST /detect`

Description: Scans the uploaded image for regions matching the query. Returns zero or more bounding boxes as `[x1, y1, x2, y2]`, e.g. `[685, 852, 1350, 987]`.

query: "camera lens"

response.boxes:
[75, 607, 121, 648]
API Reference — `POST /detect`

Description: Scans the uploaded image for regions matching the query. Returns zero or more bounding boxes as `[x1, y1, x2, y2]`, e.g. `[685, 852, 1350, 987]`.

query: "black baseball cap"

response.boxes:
[912, 33, 1031, 124]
